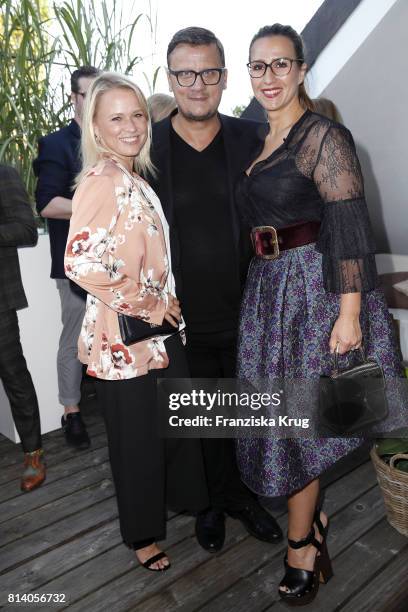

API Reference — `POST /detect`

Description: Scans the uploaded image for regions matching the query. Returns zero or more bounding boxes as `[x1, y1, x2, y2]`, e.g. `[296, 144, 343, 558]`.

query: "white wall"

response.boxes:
[307, 0, 399, 98]
[318, 0, 408, 255]
[0, 235, 63, 443]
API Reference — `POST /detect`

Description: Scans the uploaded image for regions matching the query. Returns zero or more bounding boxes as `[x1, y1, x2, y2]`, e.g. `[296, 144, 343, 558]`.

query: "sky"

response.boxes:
[129, 0, 325, 114]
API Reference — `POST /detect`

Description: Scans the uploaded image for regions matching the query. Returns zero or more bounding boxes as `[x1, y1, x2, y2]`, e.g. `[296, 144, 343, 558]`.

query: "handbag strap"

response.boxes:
[334, 344, 365, 374]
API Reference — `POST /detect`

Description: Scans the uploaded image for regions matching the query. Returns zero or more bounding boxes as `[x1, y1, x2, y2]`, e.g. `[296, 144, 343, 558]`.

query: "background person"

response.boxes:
[312, 96, 343, 123]
[236, 23, 404, 605]
[34, 66, 99, 450]
[0, 164, 45, 492]
[147, 26, 282, 553]
[148, 93, 177, 123]
[64, 72, 208, 571]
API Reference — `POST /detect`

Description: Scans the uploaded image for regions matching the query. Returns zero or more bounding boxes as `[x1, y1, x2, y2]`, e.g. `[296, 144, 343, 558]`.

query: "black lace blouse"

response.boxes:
[237, 110, 378, 294]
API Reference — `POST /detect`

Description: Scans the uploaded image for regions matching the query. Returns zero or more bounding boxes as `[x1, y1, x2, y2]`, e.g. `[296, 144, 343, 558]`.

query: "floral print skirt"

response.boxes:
[236, 244, 405, 497]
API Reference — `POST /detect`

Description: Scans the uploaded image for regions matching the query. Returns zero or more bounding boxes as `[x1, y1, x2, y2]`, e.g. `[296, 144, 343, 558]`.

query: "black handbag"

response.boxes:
[319, 347, 388, 435]
[118, 313, 178, 346]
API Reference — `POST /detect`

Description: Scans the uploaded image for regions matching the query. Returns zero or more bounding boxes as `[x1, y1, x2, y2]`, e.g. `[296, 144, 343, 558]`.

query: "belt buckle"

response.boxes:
[251, 226, 280, 260]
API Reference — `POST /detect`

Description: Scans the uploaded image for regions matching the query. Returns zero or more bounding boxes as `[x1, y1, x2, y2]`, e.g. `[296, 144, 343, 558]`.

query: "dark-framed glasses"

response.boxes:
[247, 58, 303, 78]
[168, 68, 225, 87]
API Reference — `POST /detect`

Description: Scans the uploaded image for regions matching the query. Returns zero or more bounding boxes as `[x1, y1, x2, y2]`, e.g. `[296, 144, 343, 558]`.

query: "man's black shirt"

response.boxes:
[170, 125, 240, 332]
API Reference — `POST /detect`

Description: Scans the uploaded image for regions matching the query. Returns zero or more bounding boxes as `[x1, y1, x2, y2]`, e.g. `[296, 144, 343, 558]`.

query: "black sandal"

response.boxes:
[279, 524, 333, 606]
[283, 508, 328, 568]
[142, 551, 171, 572]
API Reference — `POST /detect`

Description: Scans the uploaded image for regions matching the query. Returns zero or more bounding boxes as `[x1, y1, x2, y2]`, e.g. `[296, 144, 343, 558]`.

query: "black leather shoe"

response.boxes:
[195, 509, 226, 553]
[61, 413, 90, 450]
[228, 502, 283, 542]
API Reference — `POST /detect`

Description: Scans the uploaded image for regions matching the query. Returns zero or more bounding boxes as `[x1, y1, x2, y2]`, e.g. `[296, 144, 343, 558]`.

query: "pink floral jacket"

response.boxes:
[64, 158, 173, 380]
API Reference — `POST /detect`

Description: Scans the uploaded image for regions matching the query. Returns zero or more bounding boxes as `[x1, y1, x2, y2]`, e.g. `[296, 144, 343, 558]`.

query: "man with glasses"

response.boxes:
[33, 66, 98, 450]
[148, 27, 282, 552]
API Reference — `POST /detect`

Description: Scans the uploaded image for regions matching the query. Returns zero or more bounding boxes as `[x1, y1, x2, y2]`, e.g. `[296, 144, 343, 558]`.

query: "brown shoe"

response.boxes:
[21, 449, 46, 492]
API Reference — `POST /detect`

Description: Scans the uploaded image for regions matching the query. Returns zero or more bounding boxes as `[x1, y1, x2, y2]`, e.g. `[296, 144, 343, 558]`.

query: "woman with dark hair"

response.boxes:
[236, 24, 404, 605]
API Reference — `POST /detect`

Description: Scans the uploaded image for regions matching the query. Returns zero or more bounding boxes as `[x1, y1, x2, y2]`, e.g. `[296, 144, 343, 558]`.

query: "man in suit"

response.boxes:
[148, 27, 282, 552]
[0, 164, 45, 492]
[33, 66, 98, 450]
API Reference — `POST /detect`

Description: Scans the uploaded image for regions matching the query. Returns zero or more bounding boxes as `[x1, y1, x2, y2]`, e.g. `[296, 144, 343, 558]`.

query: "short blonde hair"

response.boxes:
[77, 72, 154, 184]
[147, 93, 177, 123]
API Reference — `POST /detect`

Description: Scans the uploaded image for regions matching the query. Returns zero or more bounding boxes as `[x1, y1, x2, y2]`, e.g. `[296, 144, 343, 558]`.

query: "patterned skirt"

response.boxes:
[236, 244, 405, 497]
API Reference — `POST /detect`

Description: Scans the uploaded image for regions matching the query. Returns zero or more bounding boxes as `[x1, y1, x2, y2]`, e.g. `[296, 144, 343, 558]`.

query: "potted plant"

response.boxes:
[371, 436, 408, 536]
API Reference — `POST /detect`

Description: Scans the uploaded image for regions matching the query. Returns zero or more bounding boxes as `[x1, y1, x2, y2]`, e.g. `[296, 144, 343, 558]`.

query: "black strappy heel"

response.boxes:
[283, 507, 329, 568]
[279, 521, 333, 606]
[142, 551, 171, 572]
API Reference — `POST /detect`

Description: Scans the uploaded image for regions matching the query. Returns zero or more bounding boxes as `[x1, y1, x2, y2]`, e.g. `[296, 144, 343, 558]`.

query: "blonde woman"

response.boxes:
[64, 73, 208, 571]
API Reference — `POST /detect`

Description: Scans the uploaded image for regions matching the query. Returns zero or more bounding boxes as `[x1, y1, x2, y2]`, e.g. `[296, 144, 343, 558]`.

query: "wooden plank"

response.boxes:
[0, 421, 395, 612]
[267, 519, 408, 611]
[0, 495, 117, 579]
[0, 521, 122, 605]
[0, 443, 109, 520]
[0, 413, 104, 472]
[188, 466, 381, 612]
[339, 539, 408, 612]
[0, 462, 113, 547]
[64, 459, 378, 611]
[0, 435, 16, 451]
[0, 513, 195, 610]
[0, 440, 109, 508]
[63, 519, 248, 612]
[0, 423, 107, 485]
[132, 520, 285, 612]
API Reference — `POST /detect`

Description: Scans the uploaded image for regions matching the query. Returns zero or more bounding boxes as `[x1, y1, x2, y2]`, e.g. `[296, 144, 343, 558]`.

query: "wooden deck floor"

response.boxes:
[1, 397, 407, 612]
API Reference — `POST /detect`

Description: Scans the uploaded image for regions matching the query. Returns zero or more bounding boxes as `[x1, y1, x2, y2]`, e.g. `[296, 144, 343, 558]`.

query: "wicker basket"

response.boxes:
[371, 447, 408, 536]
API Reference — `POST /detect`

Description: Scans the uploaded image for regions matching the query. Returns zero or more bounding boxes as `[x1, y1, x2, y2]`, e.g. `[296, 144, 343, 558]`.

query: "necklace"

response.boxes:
[267, 109, 306, 142]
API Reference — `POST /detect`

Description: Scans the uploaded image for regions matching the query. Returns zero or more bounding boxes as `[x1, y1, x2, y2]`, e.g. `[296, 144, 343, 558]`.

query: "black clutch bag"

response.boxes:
[319, 348, 388, 435]
[118, 313, 178, 346]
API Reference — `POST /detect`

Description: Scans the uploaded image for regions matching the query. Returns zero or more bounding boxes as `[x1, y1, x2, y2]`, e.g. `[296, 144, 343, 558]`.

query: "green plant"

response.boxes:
[0, 0, 64, 199]
[232, 104, 246, 118]
[376, 437, 408, 473]
[0, 0, 159, 205]
[53, 0, 147, 73]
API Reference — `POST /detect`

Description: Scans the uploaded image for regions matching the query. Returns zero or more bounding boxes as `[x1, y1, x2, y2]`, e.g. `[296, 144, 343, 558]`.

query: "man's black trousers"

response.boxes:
[0, 309, 41, 452]
[185, 328, 256, 512]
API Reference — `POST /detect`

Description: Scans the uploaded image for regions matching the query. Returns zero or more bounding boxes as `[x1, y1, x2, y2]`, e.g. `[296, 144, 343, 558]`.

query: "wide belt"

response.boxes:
[250, 221, 321, 260]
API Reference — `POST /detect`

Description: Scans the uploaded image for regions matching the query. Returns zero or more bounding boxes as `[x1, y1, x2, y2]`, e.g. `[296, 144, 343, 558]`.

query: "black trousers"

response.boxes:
[185, 328, 256, 512]
[95, 334, 208, 547]
[0, 309, 41, 452]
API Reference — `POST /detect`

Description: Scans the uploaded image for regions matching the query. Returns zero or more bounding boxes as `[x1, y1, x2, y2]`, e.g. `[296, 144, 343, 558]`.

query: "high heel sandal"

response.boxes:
[141, 551, 171, 572]
[279, 522, 333, 606]
[313, 507, 328, 540]
[133, 539, 171, 572]
[283, 508, 328, 568]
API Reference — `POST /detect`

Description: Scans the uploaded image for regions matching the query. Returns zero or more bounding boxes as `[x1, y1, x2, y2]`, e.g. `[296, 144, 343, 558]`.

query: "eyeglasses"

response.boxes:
[247, 58, 303, 78]
[168, 68, 225, 87]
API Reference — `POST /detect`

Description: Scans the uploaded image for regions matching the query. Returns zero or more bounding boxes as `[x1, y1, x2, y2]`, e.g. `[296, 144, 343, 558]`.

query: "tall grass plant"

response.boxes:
[0, 0, 157, 205]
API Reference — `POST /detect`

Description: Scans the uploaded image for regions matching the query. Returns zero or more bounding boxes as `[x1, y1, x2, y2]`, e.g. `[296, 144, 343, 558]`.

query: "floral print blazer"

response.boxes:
[64, 158, 174, 380]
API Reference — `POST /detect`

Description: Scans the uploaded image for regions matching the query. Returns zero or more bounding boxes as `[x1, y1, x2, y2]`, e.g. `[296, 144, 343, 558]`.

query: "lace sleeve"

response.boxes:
[313, 125, 378, 293]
